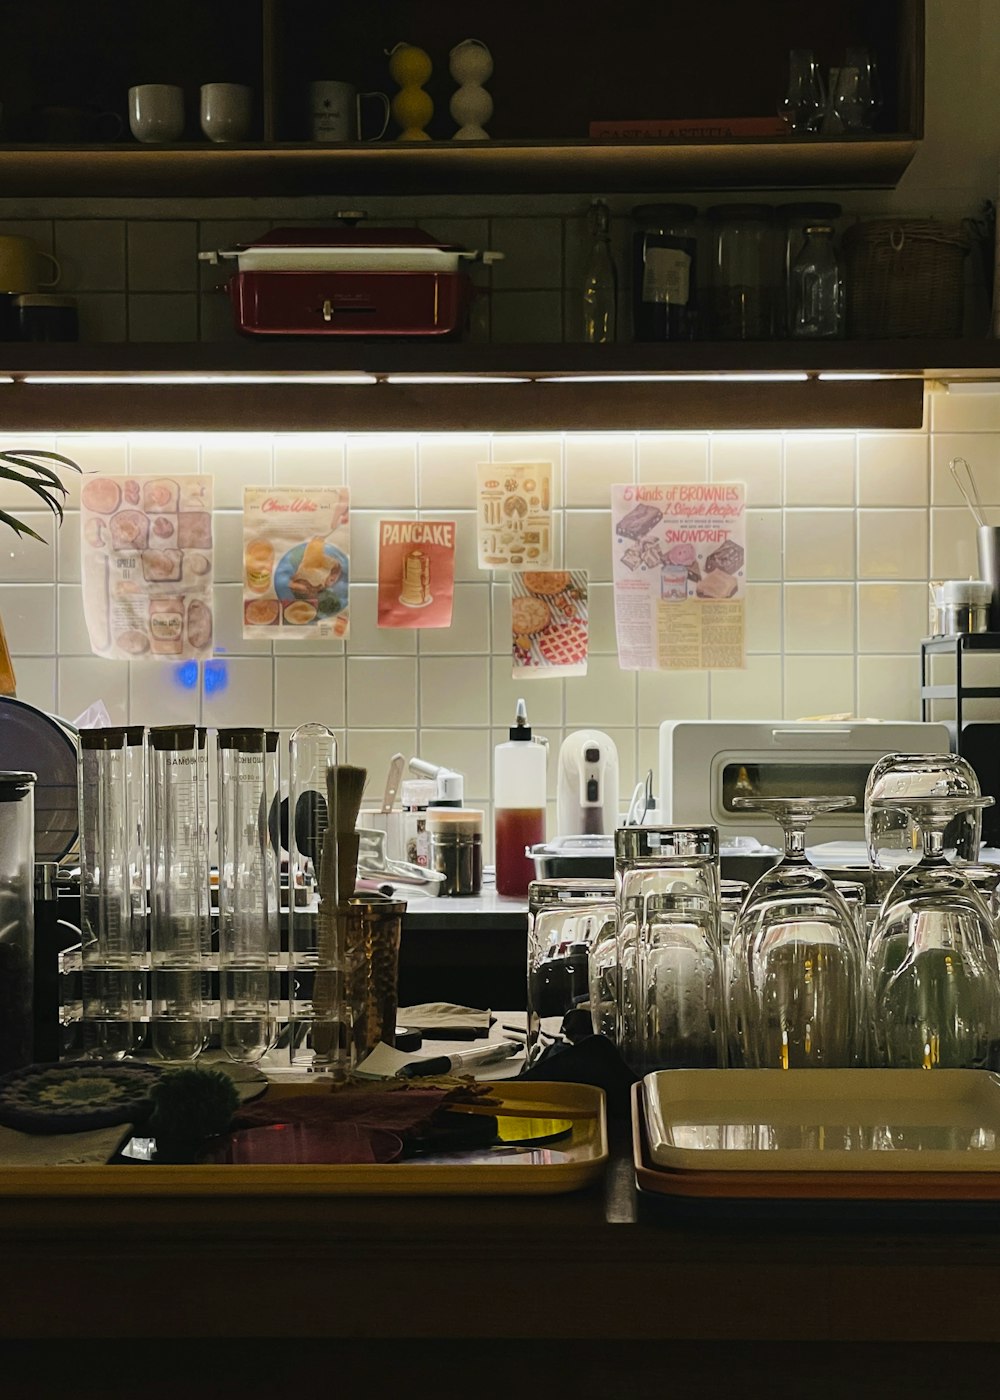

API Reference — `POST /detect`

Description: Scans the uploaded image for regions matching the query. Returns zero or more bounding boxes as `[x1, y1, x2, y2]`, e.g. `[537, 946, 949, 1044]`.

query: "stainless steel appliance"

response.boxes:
[659, 719, 953, 847]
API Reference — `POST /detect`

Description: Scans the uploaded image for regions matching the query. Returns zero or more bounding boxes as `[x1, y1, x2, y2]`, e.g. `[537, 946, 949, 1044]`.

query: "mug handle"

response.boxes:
[358, 91, 391, 142]
[38, 251, 60, 289]
[96, 110, 124, 141]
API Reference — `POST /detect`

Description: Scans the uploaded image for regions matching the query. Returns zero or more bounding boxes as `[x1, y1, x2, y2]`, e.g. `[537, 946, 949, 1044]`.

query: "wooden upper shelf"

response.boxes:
[0, 136, 919, 196]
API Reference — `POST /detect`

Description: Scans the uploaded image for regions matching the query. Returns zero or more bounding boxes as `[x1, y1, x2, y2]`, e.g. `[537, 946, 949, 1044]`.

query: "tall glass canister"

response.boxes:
[287, 723, 345, 1071]
[148, 725, 210, 1061]
[79, 727, 146, 1059]
[0, 772, 35, 1074]
[217, 728, 279, 1062]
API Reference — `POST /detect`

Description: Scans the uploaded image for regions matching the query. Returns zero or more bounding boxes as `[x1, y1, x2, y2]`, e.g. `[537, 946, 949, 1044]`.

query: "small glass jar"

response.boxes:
[707, 203, 776, 340]
[776, 202, 842, 335]
[630, 203, 699, 341]
[427, 807, 483, 896]
[789, 224, 845, 339]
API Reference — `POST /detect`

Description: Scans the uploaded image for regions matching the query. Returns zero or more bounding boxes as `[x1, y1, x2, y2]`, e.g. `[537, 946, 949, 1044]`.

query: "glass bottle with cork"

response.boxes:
[494, 698, 547, 898]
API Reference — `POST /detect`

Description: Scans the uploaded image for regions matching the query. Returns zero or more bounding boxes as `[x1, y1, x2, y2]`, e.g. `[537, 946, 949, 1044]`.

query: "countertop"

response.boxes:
[399, 886, 527, 930]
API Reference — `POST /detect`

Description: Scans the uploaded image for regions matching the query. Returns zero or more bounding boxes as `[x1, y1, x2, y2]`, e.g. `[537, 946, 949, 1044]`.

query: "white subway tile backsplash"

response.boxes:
[8, 390, 997, 810]
[784, 583, 855, 653]
[710, 434, 782, 507]
[858, 582, 929, 654]
[784, 434, 855, 507]
[0, 513, 55, 581]
[564, 434, 634, 507]
[784, 509, 855, 580]
[784, 655, 856, 719]
[858, 433, 928, 507]
[418, 435, 490, 510]
[857, 655, 921, 721]
[637, 434, 709, 484]
[857, 509, 928, 579]
[346, 728, 417, 777]
[931, 388, 1000, 433]
[61, 656, 129, 725]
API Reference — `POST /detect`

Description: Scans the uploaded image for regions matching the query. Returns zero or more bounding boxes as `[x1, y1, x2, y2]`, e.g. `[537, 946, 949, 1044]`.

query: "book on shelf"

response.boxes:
[588, 117, 788, 140]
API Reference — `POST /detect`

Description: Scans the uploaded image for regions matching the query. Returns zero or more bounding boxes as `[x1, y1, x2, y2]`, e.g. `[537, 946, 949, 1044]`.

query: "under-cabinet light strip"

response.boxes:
[383, 374, 530, 384]
[18, 373, 379, 386]
[540, 372, 811, 384]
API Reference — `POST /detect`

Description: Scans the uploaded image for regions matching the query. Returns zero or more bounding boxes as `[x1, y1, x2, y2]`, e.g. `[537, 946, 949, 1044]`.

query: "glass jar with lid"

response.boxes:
[630, 203, 699, 341]
[706, 203, 776, 340]
[776, 201, 842, 335]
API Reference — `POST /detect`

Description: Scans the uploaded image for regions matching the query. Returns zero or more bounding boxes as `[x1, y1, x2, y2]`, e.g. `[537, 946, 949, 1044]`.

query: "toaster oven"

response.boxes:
[658, 719, 953, 846]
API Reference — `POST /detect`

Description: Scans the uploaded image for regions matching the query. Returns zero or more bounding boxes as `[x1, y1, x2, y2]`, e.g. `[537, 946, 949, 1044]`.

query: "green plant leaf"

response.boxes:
[0, 508, 45, 542]
[0, 448, 81, 540]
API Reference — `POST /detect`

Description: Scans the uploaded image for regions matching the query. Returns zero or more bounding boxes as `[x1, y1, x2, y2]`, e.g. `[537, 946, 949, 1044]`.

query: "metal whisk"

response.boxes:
[949, 456, 987, 528]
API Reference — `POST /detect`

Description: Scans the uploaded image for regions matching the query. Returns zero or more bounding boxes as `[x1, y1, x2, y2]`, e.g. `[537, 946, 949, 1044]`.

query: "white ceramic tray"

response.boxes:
[642, 1069, 1000, 1174]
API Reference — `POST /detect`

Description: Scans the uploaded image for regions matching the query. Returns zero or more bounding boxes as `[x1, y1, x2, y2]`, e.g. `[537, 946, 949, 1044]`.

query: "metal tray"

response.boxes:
[0, 1079, 607, 1198]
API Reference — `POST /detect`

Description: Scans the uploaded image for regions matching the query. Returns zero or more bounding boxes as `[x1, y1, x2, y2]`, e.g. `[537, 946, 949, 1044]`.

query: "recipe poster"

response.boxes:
[80, 474, 214, 661]
[511, 569, 589, 679]
[476, 461, 553, 570]
[611, 482, 746, 671]
[243, 486, 350, 640]
[377, 518, 456, 628]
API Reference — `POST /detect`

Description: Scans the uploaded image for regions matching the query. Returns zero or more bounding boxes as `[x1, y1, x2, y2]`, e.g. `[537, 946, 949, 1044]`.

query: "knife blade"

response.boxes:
[381, 752, 405, 813]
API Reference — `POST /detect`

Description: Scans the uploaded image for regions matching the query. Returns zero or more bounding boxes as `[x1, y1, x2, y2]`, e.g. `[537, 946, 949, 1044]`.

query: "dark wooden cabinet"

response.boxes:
[0, 0, 924, 194]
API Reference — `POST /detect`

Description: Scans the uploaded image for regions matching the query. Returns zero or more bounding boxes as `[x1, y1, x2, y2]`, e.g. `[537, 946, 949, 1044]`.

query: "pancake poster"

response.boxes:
[80, 474, 214, 661]
[243, 486, 350, 640]
[611, 482, 745, 671]
[377, 519, 456, 628]
[511, 570, 589, 679]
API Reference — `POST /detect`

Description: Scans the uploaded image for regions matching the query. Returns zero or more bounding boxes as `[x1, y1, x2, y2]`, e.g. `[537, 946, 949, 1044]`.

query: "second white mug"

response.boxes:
[309, 80, 390, 142]
[129, 84, 184, 143]
[200, 83, 253, 143]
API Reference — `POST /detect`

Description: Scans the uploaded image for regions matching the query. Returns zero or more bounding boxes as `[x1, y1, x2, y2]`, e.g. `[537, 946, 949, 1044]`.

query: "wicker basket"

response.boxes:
[842, 219, 969, 338]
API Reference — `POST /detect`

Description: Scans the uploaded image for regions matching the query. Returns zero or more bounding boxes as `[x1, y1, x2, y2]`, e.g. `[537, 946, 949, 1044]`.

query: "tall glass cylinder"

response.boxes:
[148, 725, 210, 1061]
[0, 772, 34, 1074]
[79, 727, 146, 1059]
[217, 728, 278, 1063]
[526, 877, 616, 1064]
[287, 723, 344, 1071]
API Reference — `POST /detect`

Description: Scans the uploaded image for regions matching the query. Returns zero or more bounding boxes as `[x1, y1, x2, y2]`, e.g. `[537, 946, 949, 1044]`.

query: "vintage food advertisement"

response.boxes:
[243, 486, 350, 639]
[611, 482, 745, 670]
[377, 518, 456, 629]
[476, 461, 553, 570]
[80, 474, 214, 661]
[511, 569, 589, 679]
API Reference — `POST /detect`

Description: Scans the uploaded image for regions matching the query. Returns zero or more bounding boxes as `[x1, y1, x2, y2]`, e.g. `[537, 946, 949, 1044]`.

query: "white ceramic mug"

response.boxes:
[200, 83, 253, 143]
[309, 80, 390, 142]
[128, 84, 184, 143]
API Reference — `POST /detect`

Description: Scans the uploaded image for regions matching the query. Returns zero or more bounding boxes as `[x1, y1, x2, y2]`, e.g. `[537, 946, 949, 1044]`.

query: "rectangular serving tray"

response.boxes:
[630, 1064, 1000, 1198]
[0, 1079, 607, 1199]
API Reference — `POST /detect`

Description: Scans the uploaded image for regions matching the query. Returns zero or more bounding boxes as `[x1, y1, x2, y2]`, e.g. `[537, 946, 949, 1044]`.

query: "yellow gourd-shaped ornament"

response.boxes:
[388, 42, 433, 140]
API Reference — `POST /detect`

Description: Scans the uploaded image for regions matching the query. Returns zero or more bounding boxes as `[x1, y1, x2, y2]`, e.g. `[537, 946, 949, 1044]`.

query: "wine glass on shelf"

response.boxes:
[830, 47, 882, 132]
[777, 49, 827, 133]
[867, 794, 1000, 1071]
[729, 796, 867, 1070]
[865, 752, 982, 891]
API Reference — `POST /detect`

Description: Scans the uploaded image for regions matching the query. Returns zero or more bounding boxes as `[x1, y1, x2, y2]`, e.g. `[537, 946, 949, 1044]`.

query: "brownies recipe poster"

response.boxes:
[80, 475, 214, 661]
[611, 482, 746, 671]
[511, 570, 589, 679]
[377, 519, 456, 628]
[243, 486, 350, 640]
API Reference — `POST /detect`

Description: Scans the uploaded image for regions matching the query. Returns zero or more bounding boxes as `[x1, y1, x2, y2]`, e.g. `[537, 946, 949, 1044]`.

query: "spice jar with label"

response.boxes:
[427, 807, 484, 896]
[631, 203, 698, 341]
[706, 203, 777, 340]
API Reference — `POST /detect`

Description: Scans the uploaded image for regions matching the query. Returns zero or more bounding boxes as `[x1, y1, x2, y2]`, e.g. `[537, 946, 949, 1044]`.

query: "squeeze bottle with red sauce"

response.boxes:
[494, 698, 546, 897]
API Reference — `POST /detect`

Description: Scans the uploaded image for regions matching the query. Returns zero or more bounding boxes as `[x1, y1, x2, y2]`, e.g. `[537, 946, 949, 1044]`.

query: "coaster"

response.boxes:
[0, 1060, 161, 1134]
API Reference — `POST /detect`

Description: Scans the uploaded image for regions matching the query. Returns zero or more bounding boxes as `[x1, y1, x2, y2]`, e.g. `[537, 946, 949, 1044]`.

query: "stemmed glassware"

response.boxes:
[867, 794, 1000, 1070]
[777, 49, 827, 133]
[830, 47, 882, 132]
[729, 797, 867, 1069]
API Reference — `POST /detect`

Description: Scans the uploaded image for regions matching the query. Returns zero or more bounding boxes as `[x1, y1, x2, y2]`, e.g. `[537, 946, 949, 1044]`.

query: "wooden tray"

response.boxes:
[0, 1080, 608, 1199]
[630, 1083, 1000, 1201]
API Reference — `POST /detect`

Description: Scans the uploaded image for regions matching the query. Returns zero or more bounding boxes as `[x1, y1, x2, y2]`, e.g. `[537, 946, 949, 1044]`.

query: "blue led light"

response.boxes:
[174, 661, 199, 690]
[204, 659, 228, 694]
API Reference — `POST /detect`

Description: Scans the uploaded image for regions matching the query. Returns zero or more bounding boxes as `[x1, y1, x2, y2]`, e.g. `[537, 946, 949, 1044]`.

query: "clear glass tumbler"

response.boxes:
[865, 752, 981, 872]
[615, 826, 724, 1073]
[525, 877, 616, 1063]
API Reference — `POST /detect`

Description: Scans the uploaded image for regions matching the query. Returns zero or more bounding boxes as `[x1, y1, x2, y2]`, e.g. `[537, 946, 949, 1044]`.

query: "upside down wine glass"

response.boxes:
[730, 797, 866, 1069]
[867, 794, 1000, 1071]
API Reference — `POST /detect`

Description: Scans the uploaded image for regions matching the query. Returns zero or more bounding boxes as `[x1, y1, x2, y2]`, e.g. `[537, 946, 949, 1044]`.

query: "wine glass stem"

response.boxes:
[784, 825, 808, 861]
[922, 826, 947, 862]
